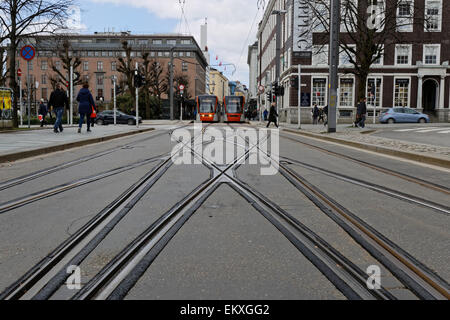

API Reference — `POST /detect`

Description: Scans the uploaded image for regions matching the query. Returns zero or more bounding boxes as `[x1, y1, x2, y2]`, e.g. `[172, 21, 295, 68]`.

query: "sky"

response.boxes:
[75, 0, 265, 86]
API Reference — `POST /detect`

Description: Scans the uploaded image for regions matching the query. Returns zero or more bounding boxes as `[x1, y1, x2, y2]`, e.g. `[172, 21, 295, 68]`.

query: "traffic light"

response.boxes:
[266, 90, 272, 103]
[134, 73, 145, 88]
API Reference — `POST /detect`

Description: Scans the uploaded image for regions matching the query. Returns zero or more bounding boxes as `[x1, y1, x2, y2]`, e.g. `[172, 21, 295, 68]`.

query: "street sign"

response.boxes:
[179, 85, 185, 91]
[17, 68, 22, 77]
[20, 45, 36, 61]
[258, 85, 265, 93]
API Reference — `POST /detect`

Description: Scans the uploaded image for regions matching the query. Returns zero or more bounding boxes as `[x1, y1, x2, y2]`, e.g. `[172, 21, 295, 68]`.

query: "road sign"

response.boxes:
[179, 85, 185, 91]
[258, 85, 265, 93]
[17, 68, 22, 77]
[20, 45, 36, 61]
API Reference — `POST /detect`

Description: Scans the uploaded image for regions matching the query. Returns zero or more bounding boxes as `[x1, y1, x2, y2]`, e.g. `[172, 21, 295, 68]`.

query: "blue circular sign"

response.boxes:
[20, 45, 36, 61]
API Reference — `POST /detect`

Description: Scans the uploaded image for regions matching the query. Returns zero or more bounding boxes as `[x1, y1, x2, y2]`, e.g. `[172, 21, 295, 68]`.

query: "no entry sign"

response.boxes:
[20, 45, 36, 61]
[17, 68, 22, 77]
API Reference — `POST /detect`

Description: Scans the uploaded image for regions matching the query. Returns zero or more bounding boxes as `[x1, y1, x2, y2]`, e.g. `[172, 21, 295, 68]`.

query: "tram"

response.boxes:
[196, 95, 220, 122]
[223, 95, 245, 122]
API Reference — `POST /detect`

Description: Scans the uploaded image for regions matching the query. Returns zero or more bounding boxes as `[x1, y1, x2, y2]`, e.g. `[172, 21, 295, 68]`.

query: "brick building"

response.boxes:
[12, 32, 207, 116]
[256, 0, 450, 123]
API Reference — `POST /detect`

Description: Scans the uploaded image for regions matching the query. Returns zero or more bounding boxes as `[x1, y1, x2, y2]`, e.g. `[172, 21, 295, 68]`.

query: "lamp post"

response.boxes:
[271, 9, 287, 116]
[169, 47, 175, 120]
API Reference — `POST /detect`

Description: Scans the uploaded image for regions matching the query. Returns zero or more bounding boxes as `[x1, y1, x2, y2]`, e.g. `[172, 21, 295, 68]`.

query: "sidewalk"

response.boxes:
[0, 125, 154, 163]
[250, 121, 450, 168]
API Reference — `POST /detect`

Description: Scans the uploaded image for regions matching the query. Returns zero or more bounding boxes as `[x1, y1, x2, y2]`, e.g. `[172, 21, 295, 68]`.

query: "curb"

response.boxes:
[282, 128, 450, 169]
[0, 127, 155, 164]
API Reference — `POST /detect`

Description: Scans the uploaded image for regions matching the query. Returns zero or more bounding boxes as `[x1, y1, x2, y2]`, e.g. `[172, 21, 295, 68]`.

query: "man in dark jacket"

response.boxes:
[38, 99, 48, 127]
[312, 104, 320, 124]
[76, 83, 96, 133]
[266, 102, 279, 128]
[48, 83, 69, 133]
[355, 97, 367, 128]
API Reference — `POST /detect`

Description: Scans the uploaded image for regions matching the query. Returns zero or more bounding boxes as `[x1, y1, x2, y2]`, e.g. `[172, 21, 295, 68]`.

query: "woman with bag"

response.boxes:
[76, 82, 96, 133]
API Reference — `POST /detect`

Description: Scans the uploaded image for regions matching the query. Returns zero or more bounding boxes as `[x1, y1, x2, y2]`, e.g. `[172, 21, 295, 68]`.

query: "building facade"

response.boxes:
[256, 0, 450, 123]
[12, 32, 207, 114]
[209, 68, 229, 102]
[247, 41, 259, 100]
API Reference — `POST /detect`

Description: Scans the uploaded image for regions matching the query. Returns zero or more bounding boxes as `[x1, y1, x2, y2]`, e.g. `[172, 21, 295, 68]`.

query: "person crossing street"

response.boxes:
[266, 102, 279, 128]
[76, 83, 96, 133]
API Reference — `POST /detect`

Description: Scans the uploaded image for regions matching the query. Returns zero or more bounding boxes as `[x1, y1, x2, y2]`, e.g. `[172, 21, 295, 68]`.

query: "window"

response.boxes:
[367, 78, 382, 108]
[425, 0, 442, 31]
[138, 39, 149, 45]
[41, 74, 47, 85]
[312, 45, 328, 66]
[152, 39, 162, 44]
[41, 88, 48, 100]
[88, 51, 94, 57]
[312, 78, 327, 106]
[97, 61, 103, 71]
[186, 52, 191, 57]
[83, 61, 89, 71]
[397, 1, 413, 32]
[97, 75, 104, 86]
[164, 52, 170, 57]
[83, 75, 89, 83]
[394, 78, 410, 107]
[395, 45, 411, 65]
[97, 89, 103, 100]
[339, 46, 356, 66]
[101, 51, 107, 57]
[41, 61, 48, 70]
[95, 51, 100, 57]
[423, 44, 440, 65]
[111, 62, 117, 71]
[182, 62, 188, 72]
[180, 39, 191, 44]
[179, 52, 184, 57]
[339, 78, 354, 107]
[372, 46, 384, 65]
[167, 39, 176, 45]
[158, 52, 163, 57]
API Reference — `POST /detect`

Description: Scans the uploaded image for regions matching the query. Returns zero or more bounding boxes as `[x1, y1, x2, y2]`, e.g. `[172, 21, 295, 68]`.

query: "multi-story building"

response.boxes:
[209, 68, 229, 102]
[256, 0, 450, 123]
[12, 32, 207, 114]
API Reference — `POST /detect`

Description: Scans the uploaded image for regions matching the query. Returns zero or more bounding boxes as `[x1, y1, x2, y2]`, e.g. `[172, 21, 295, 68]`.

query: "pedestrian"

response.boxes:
[48, 83, 69, 133]
[312, 103, 320, 125]
[38, 99, 48, 127]
[323, 105, 329, 126]
[318, 107, 325, 124]
[355, 97, 367, 128]
[266, 102, 279, 128]
[263, 108, 268, 121]
[76, 82, 96, 133]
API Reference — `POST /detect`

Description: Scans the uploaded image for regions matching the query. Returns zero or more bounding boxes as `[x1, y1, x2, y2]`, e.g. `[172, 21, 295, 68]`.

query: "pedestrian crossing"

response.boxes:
[393, 127, 450, 134]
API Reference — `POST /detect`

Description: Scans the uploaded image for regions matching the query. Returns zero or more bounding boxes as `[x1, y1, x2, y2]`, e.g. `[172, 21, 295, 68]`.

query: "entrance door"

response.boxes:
[422, 79, 438, 113]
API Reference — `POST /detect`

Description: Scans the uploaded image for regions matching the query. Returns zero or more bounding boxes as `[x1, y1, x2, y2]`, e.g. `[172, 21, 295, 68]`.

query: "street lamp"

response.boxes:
[271, 9, 287, 116]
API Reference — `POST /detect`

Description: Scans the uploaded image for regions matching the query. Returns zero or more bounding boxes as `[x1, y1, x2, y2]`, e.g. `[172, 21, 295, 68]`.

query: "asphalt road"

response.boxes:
[371, 125, 450, 148]
[0, 123, 448, 300]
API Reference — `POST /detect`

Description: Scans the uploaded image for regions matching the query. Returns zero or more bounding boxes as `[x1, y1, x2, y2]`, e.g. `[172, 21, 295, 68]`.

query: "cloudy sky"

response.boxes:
[76, 0, 265, 86]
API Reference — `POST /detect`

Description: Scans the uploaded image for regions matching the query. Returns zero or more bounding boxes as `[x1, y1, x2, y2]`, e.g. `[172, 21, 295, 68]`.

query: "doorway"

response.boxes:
[422, 79, 439, 113]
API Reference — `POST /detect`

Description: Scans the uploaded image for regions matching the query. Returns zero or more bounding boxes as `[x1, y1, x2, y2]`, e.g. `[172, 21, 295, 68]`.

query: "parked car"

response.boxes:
[95, 110, 142, 125]
[379, 108, 430, 124]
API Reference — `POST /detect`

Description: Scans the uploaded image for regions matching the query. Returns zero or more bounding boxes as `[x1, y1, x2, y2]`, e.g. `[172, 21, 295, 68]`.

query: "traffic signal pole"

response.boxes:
[169, 48, 174, 120]
[70, 64, 73, 125]
[297, 64, 301, 129]
[328, 0, 340, 133]
[135, 62, 139, 128]
[113, 76, 117, 125]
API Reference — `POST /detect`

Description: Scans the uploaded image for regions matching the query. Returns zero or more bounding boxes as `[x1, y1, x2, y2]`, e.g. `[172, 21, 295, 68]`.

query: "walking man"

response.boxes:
[266, 102, 279, 128]
[355, 97, 367, 128]
[48, 83, 69, 133]
[323, 105, 329, 126]
[312, 104, 320, 125]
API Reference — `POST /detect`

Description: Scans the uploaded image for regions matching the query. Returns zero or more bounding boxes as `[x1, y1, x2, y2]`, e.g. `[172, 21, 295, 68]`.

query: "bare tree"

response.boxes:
[116, 40, 136, 105]
[48, 38, 83, 89]
[306, 0, 429, 100]
[0, 0, 74, 127]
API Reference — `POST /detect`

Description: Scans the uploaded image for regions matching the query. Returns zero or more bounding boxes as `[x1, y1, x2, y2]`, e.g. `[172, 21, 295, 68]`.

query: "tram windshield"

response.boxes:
[225, 97, 243, 113]
[199, 97, 216, 113]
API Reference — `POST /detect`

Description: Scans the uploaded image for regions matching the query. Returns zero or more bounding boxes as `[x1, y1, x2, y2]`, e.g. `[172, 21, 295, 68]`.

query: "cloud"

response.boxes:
[91, 0, 263, 85]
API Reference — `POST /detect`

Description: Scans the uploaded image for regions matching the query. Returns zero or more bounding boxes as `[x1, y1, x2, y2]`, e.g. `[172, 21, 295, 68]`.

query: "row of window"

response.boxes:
[310, 77, 412, 108]
[312, 44, 443, 67]
[36, 50, 194, 59]
[69, 38, 192, 46]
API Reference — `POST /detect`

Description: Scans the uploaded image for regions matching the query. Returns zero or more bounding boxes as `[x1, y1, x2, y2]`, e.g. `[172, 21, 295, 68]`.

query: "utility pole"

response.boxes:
[328, 0, 340, 133]
[135, 62, 139, 128]
[19, 77, 23, 126]
[297, 64, 302, 129]
[113, 75, 117, 125]
[272, 10, 286, 116]
[27, 61, 30, 128]
[70, 63, 73, 125]
[169, 47, 175, 120]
